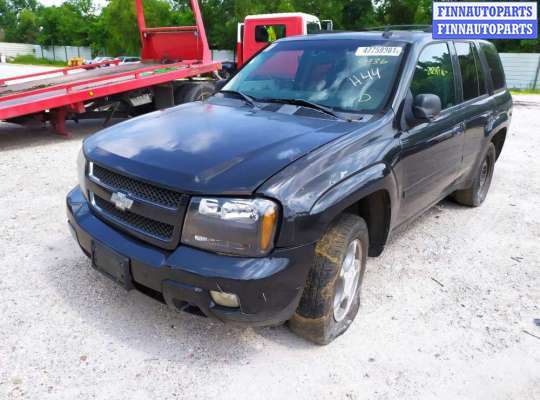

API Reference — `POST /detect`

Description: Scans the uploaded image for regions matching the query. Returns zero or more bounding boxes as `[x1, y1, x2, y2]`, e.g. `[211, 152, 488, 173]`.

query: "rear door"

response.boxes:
[397, 42, 464, 223]
[479, 41, 513, 144]
[453, 41, 491, 179]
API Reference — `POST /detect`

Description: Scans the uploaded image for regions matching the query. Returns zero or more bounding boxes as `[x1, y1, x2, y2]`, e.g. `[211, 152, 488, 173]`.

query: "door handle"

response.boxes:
[451, 125, 464, 135]
[448, 122, 465, 135]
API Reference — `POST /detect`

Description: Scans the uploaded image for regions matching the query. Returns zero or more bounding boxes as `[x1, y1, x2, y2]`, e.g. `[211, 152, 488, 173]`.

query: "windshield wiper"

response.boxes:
[219, 90, 258, 108]
[260, 98, 347, 120]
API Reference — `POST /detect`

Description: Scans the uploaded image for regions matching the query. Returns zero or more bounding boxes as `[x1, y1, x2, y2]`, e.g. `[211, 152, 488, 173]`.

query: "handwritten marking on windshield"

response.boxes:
[369, 58, 389, 65]
[348, 68, 381, 87]
[358, 93, 372, 103]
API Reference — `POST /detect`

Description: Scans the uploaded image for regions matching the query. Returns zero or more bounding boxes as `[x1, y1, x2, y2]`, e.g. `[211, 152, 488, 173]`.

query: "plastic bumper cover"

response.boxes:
[66, 186, 314, 326]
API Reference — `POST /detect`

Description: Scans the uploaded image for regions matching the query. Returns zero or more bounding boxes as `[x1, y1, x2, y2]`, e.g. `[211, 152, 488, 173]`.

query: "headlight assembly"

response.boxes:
[181, 197, 279, 257]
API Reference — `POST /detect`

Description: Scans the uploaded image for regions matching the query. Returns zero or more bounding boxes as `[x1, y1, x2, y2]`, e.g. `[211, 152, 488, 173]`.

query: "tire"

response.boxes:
[174, 82, 215, 105]
[288, 214, 368, 345]
[218, 68, 232, 80]
[453, 142, 496, 207]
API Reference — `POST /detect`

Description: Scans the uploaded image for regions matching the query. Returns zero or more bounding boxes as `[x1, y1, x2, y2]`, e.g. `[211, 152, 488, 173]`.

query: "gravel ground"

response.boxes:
[0, 97, 539, 400]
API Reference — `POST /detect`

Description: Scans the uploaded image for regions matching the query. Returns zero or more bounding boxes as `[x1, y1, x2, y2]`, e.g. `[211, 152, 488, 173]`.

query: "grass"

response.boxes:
[510, 89, 540, 95]
[8, 54, 67, 67]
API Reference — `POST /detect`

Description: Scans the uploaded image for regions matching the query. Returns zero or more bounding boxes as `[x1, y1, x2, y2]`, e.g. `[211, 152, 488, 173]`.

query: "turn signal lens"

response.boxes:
[260, 206, 277, 252]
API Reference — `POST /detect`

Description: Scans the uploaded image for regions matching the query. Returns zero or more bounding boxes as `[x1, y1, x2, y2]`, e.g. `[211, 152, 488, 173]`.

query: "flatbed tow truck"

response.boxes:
[0, 0, 219, 135]
[0, 1, 329, 136]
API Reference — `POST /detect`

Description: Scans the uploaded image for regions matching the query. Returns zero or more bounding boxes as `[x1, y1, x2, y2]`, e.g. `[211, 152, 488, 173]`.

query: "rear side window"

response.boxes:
[455, 42, 481, 101]
[255, 25, 286, 43]
[472, 45, 488, 95]
[307, 22, 320, 34]
[480, 42, 506, 90]
[411, 42, 456, 109]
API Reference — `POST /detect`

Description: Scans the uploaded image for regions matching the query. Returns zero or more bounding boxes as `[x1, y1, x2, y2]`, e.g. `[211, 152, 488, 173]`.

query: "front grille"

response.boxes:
[92, 164, 182, 209]
[87, 162, 188, 249]
[93, 195, 175, 241]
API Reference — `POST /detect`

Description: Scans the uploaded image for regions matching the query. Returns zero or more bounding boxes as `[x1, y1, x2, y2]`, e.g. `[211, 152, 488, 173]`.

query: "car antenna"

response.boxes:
[382, 26, 393, 38]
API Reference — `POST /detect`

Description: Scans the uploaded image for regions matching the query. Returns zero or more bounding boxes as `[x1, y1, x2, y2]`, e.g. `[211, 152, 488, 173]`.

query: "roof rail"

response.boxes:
[363, 25, 432, 33]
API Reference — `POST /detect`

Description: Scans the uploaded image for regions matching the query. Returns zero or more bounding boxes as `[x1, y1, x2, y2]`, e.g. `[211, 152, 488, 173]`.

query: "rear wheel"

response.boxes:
[288, 214, 368, 345]
[174, 82, 215, 105]
[453, 142, 496, 207]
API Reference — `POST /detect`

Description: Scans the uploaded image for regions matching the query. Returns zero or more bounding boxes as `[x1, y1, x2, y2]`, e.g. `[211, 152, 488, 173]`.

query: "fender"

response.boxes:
[461, 92, 512, 187]
[258, 112, 401, 248]
[309, 163, 398, 254]
[312, 163, 389, 215]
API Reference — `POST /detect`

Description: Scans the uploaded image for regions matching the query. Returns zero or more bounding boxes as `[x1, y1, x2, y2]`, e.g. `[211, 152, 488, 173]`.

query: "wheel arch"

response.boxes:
[491, 127, 507, 160]
[309, 163, 397, 257]
[344, 189, 392, 257]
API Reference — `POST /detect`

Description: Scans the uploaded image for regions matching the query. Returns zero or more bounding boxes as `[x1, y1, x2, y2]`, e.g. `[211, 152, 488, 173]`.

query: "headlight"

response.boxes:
[181, 197, 279, 257]
[77, 148, 88, 200]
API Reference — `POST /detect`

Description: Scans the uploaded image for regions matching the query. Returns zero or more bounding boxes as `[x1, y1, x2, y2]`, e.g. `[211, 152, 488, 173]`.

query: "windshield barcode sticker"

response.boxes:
[356, 47, 403, 56]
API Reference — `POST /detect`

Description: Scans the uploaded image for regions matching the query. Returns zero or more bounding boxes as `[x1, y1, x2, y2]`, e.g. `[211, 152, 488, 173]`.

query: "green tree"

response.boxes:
[0, 0, 16, 40]
[97, 0, 178, 56]
[341, 0, 376, 30]
[13, 8, 39, 42]
[1, 0, 40, 42]
[374, 0, 432, 26]
[2, 0, 537, 54]
[37, 1, 97, 47]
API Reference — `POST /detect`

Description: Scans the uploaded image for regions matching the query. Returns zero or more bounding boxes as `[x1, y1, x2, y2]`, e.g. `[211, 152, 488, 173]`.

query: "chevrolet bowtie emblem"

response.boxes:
[110, 192, 134, 211]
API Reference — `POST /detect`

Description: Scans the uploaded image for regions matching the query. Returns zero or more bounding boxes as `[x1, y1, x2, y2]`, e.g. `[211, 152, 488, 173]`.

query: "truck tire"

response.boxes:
[453, 142, 496, 207]
[289, 214, 368, 345]
[174, 82, 215, 105]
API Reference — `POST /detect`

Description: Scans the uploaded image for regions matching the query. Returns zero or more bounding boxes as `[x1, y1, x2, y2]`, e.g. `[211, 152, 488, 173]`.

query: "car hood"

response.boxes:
[84, 102, 361, 194]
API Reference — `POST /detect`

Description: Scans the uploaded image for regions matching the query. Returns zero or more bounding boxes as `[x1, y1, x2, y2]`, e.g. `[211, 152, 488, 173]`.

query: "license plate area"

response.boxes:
[91, 241, 133, 290]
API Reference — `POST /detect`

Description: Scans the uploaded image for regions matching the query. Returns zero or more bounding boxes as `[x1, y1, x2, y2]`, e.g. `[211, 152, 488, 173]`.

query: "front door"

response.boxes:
[397, 42, 464, 223]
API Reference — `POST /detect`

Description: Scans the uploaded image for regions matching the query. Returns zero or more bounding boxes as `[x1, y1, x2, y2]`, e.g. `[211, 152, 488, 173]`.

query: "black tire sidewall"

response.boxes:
[184, 83, 215, 103]
[174, 82, 215, 105]
[473, 143, 496, 206]
[327, 221, 368, 340]
[290, 214, 369, 344]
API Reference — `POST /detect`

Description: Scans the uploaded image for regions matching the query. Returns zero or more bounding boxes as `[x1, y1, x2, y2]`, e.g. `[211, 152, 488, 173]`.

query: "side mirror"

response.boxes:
[413, 94, 442, 121]
[321, 20, 333, 31]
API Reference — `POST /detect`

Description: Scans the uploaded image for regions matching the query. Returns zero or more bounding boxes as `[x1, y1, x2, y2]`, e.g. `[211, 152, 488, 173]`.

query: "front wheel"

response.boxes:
[288, 214, 368, 345]
[453, 142, 496, 207]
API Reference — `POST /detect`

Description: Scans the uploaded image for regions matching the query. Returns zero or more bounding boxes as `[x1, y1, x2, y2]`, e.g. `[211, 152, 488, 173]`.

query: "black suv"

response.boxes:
[67, 31, 512, 344]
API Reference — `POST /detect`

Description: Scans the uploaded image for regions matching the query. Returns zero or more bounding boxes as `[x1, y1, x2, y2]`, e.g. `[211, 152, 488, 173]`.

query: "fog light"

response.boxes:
[210, 290, 240, 308]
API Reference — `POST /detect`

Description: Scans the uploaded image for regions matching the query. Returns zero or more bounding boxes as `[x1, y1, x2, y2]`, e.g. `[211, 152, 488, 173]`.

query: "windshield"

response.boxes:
[224, 39, 407, 114]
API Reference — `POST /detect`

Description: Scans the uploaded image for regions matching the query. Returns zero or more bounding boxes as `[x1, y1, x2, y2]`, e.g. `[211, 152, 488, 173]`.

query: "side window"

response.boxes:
[455, 42, 480, 101]
[472, 45, 488, 95]
[255, 25, 286, 43]
[411, 42, 456, 110]
[480, 42, 506, 90]
[306, 22, 320, 34]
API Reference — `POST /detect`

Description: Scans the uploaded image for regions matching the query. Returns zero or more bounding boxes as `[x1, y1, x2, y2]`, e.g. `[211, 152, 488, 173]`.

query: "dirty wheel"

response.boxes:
[174, 82, 215, 105]
[453, 142, 496, 207]
[288, 213, 368, 345]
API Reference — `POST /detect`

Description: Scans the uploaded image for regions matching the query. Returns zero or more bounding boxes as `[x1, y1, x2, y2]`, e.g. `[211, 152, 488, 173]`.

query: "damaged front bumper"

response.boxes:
[66, 186, 314, 326]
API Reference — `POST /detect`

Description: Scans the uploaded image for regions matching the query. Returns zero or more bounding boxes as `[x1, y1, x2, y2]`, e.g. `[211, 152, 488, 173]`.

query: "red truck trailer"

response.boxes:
[0, 0, 220, 135]
[0, 2, 331, 135]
